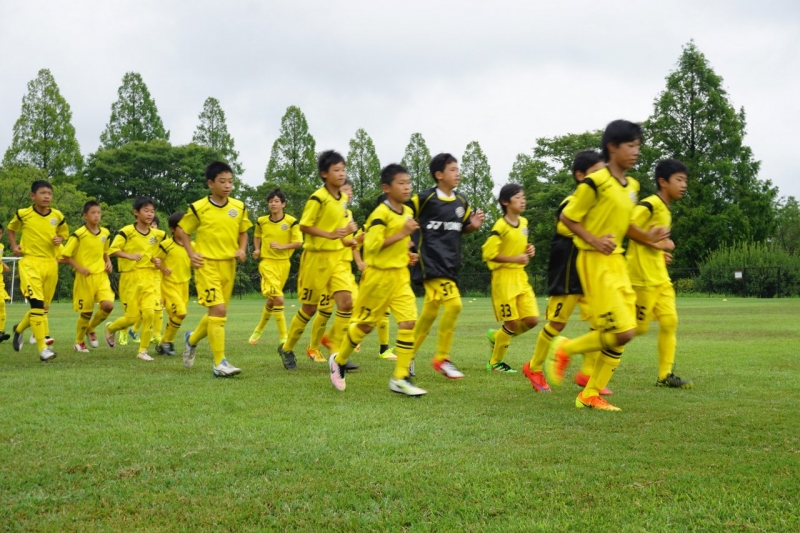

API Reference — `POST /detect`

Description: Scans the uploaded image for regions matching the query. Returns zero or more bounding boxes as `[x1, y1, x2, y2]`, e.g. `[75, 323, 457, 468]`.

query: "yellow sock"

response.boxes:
[392, 329, 415, 379]
[189, 315, 209, 346]
[273, 306, 287, 342]
[16, 310, 31, 333]
[154, 309, 164, 339]
[43, 310, 50, 336]
[413, 300, 440, 353]
[162, 315, 184, 343]
[132, 317, 142, 335]
[208, 316, 227, 365]
[138, 309, 155, 352]
[334, 323, 369, 366]
[108, 314, 135, 334]
[563, 329, 618, 356]
[31, 309, 47, 352]
[0, 299, 6, 332]
[87, 308, 111, 332]
[490, 324, 514, 366]
[657, 314, 678, 380]
[283, 310, 311, 352]
[530, 323, 559, 371]
[378, 312, 390, 346]
[329, 310, 352, 351]
[256, 304, 272, 332]
[311, 309, 332, 350]
[434, 297, 462, 362]
[76, 312, 92, 343]
[583, 349, 623, 398]
[580, 351, 599, 376]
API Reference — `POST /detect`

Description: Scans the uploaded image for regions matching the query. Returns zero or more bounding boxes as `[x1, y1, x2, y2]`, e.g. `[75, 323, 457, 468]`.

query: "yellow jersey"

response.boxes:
[109, 224, 166, 272]
[299, 186, 349, 252]
[7, 206, 69, 259]
[254, 213, 302, 261]
[341, 209, 359, 263]
[482, 216, 529, 271]
[155, 237, 192, 283]
[555, 195, 575, 238]
[363, 201, 414, 270]
[561, 167, 640, 254]
[179, 196, 253, 260]
[61, 225, 110, 274]
[627, 194, 672, 287]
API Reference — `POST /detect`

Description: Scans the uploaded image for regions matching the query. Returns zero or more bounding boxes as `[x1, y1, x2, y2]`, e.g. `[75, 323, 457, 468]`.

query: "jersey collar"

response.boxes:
[208, 196, 229, 208]
[269, 213, 286, 223]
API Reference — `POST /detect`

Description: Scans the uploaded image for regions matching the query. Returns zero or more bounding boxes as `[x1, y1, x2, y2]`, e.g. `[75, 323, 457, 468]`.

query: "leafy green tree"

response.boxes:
[460, 141, 499, 222]
[345, 128, 381, 223]
[643, 41, 778, 268]
[774, 196, 800, 256]
[0, 165, 48, 228]
[3, 69, 83, 182]
[192, 97, 244, 177]
[401, 133, 431, 193]
[99, 72, 169, 149]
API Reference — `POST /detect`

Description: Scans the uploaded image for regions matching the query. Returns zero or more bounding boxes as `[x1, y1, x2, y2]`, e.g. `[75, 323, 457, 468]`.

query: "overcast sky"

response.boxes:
[1, 0, 798, 199]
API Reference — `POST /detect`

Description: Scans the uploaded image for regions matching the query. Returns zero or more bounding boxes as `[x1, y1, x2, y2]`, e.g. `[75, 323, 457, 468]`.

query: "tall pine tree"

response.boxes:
[400, 133, 431, 193]
[99, 72, 169, 149]
[459, 141, 499, 222]
[346, 128, 381, 223]
[192, 97, 243, 176]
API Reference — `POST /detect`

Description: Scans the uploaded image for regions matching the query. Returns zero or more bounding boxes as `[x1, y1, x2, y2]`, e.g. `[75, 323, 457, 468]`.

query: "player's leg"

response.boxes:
[308, 292, 332, 359]
[282, 252, 329, 360]
[251, 260, 277, 343]
[534, 295, 577, 386]
[427, 279, 464, 378]
[0, 297, 7, 342]
[377, 312, 393, 358]
[651, 284, 691, 388]
[326, 261, 354, 351]
[388, 274, 425, 396]
[412, 279, 441, 353]
[136, 286, 156, 360]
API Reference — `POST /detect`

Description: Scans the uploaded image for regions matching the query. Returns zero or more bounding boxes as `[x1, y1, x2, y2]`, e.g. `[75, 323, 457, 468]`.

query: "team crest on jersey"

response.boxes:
[280, 223, 289, 231]
[522, 227, 529, 236]
[49, 218, 58, 226]
[228, 208, 238, 218]
[149, 237, 157, 245]
[101, 236, 107, 243]
[455, 206, 465, 218]
[630, 191, 638, 204]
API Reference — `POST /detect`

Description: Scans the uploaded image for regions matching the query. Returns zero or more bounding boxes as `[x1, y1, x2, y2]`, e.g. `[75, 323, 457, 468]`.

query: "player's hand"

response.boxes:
[470, 209, 485, 228]
[592, 234, 617, 255]
[357, 260, 368, 272]
[2, 263, 10, 273]
[648, 225, 670, 243]
[402, 218, 420, 236]
[235, 248, 246, 263]
[656, 238, 675, 252]
[52, 236, 64, 245]
[525, 243, 536, 257]
[346, 220, 358, 234]
[408, 252, 419, 266]
[664, 252, 673, 266]
[189, 252, 204, 268]
[331, 227, 350, 239]
[105, 259, 113, 273]
[515, 254, 530, 266]
[129, 253, 143, 262]
[269, 241, 284, 250]
[251, 248, 260, 259]
[152, 258, 162, 267]
[355, 232, 365, 244]
[77, 266, 90, 276]
[163, 267, 173, 276]
[12, 245, 22, 257]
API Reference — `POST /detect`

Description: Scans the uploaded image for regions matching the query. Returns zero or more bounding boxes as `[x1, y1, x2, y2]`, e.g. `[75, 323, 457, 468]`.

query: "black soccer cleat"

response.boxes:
[278, 344, 297, 370]
[12, 324, 23, 352]
[657, 373, 693, 389]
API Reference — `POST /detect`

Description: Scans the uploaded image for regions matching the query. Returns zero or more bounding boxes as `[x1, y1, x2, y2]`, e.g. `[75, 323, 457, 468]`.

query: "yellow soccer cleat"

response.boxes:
[306, 346, 326, 363]
[249, 329, 263, 345]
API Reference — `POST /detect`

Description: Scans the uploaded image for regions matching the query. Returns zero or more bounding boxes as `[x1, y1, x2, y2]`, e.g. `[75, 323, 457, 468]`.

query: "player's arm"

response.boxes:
[462, 205, 485, 234]
[381, 218, 419, 250]
[61, 236, 90, 275]
[109, 233, 142, 262]
[353, 247, 367, 271]
[7, 230, 21, 256]
[54, 218, 69, 245]
[175, 209, 203, 267]
[103, 231, 112, 272]
[154, 245, 172, 276]
[626, 204, 672, 250]
[560, 179, 616, 255]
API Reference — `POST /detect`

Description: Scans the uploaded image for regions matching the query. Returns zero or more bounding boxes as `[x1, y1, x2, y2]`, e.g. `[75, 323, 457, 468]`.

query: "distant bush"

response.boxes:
[697, 242, 800, 297]
[674, 278, 695, 294]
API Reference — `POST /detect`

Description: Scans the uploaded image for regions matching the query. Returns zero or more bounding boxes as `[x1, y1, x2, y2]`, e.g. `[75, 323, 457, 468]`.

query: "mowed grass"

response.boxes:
[1, 297, 798, 531]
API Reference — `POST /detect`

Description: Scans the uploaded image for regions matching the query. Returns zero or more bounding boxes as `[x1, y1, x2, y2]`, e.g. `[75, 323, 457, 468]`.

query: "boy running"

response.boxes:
[153, 212, 193, 357]
[0, 224, 10, 343]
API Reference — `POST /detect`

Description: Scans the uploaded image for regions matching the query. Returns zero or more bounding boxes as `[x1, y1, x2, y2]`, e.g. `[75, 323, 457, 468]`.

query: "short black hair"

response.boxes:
[205, 161, 233, 182]
[655, 159, 689, 190]
[82, 200, 100, 214]
[267, 188, 287, 203]
[133, 196, 155, 211]
[31, 180, 52, 194]
[429, 153, 457, 183]
[168, 211, 184, 230]
[601, 120, 643, 161]
[381, 163, 409, 187]
[152, 215, 160, 227]
[571, 150, 604, 181]
[318, 150, 345, 176]
[498, 183, 524, 214]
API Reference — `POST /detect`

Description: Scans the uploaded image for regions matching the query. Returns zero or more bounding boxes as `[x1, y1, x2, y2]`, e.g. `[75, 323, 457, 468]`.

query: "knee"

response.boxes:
[504, 319, 519, 332]
[273, 296, 284, 307]
[548, 320, 565, 333]
[101, 301, 114, 313]
[301, 304, 317, 316]
[209, 304, 227, 318]
[177, 313, 187, 320]
[444, 298, 462, 314]
[616, 329, 636, 345]
[398, 321, 415, 330]
[523, 316, 539, 329]
[659, 314, 678, 332]
[357, 324, 373, 334]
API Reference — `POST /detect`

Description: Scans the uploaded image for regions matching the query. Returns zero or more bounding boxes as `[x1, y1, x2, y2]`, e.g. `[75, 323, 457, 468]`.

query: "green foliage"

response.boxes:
[673, 277, 695, 294]
[99, 72, 169, 149]
[460, 141, 499, 223]
[0, 166, 46, 227]
[643, 41, 778, 268]
[2, 69, 83, 182]
[192, 97, 244, 179]
[400, 133, 431, 193]
[774, 196, 800, 256]
[697, 241, 800, 297]
[83, 140, 224, 216]
[345, 128, 382, 224]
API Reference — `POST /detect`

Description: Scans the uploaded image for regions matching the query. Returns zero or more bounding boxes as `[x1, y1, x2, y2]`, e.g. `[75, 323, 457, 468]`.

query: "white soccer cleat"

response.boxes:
[87, 331, 100, 348]
[73, 342, 90, 353]
[182, 331, 197, 369]
[137, 351, 154, 361]
[39, 347, 57, 362]
[389, 377, 427, 396]
[213, 359, 242, 377]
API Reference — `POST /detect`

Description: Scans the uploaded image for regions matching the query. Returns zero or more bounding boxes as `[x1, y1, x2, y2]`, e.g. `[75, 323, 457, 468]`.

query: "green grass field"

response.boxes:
[1, 297, 799, 531]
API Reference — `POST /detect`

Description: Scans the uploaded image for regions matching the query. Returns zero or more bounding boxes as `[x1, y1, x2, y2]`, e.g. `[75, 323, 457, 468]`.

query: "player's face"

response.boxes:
[268, 196, 286, 214]
[507, 191, 526, 214]
[663, 172, 688, 200]
[611, 139, 641, 170]
[31, 187, 53, 208]
[437, 162, 460, 190]
[323, 162, 347, 187]
[208, 172, 234, 198]
[340, 184, 353, 205]
[151, 221, 159, 229]
[84, 206, 102, 226]
[387, 173, 412, 202]
[135, 205, 155, 225]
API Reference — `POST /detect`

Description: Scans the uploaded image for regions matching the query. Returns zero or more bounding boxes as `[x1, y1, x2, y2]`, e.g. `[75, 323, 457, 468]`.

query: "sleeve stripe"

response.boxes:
[581, 178, 598, 194]
[490, 230, 500, 237]
[116, 230, 128, 241]
[189, 203, 199, 220]
[369, 218, 386, 227]
[290, 220, 298, 227]
[58, 218, 66, 226]
[309, 196, 322, 204]
[640, 201, 654, 213]
[159, 244, 168, 254]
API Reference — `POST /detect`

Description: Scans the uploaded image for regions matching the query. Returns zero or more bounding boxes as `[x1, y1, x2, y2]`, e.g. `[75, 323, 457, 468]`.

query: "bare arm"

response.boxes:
[236, 232, 248, 262]
[63, 257, 90, 276]
[559, 213, 616, 255]
[8, 230, 21, 256]
[174, 227, 202, 268]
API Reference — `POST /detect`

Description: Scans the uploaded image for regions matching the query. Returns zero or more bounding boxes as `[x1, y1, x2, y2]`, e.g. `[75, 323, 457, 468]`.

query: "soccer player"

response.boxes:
[328, 163, 425, 395]
[522, 151, 611, 394]
[153, 212, 192, 357]
[176, 161, 252, 377]
[627, 159, 693, 388]
[277, 150, 357, 370]
[411, 153, 485, 379]
[60, 201, 115, 353]
[8, 180, 68, 361]
[128, 217, 165, 347]
[482, 183, 539, 373]
[248, 188, 302, 346]
[0, 224, 10, 343]
[554, 120, 668, 411]
[105, 197, 166, 361]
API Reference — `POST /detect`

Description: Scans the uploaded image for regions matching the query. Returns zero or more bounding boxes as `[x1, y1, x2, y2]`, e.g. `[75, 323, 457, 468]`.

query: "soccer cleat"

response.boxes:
[30, 334, 55, 346]
[547, 336, 570, 386]
[329, 354, 346, 391]
[320, 334, 333, 352]
[278, 343, 297, 370]
[87, 331, 99, 348]
[486, 328, 496, 348]
[486, 361, 518, 373]
[118, 329, 128, 346]
[137, 350, 154, 361]
[248, 329, 263, 345]
[128, 328, 139, 341]
[306, 346, 327, 363]
[151, 335, 161, 346]
[432, 358, 464, 379]
[657, 373, 693, 389]
[159, 342, 176, 356]
[522, 361, 552, 392]
[29, 334, 35, 344]
[73, 342, 90, 353]
[343, 360, 360, 371]
[389, 376, 427, 396]
[12, 324, 23, 352]
[379, 348, 397, 361]
[0, 331, 10, 343]
[39, 347, 57, 362]
[155, 343, 164, 355]
[104, 323, 116, 348]
[408, 359, 416, 378]
[182, 331, 197, 368]
[213, 359, 241, 377]
[575, 392, 621, 411]
[574, 372, 613, 396]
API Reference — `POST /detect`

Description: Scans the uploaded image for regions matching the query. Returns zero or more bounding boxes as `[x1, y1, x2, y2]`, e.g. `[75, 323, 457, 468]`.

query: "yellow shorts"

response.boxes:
[1, 280, 9, 301]
[577, 251, 636, 333]
[19, 256, 58, 304]
[353, 267, 417, 326]
[162, 279, 189, 317]
[258, 259, 291, 298]
[634, 282, 677, 324]
[119, 269, 158, 319]
[153, 270, 163, 310]
[491, 269, 539, 322]
[423, 277, 461, 303]
[319, 262, 358, 312]
[297, 250, 352, 305]
[194, 258, 236, 307]
[546, 294, 591, 324]
[72, 272, 115, 312]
